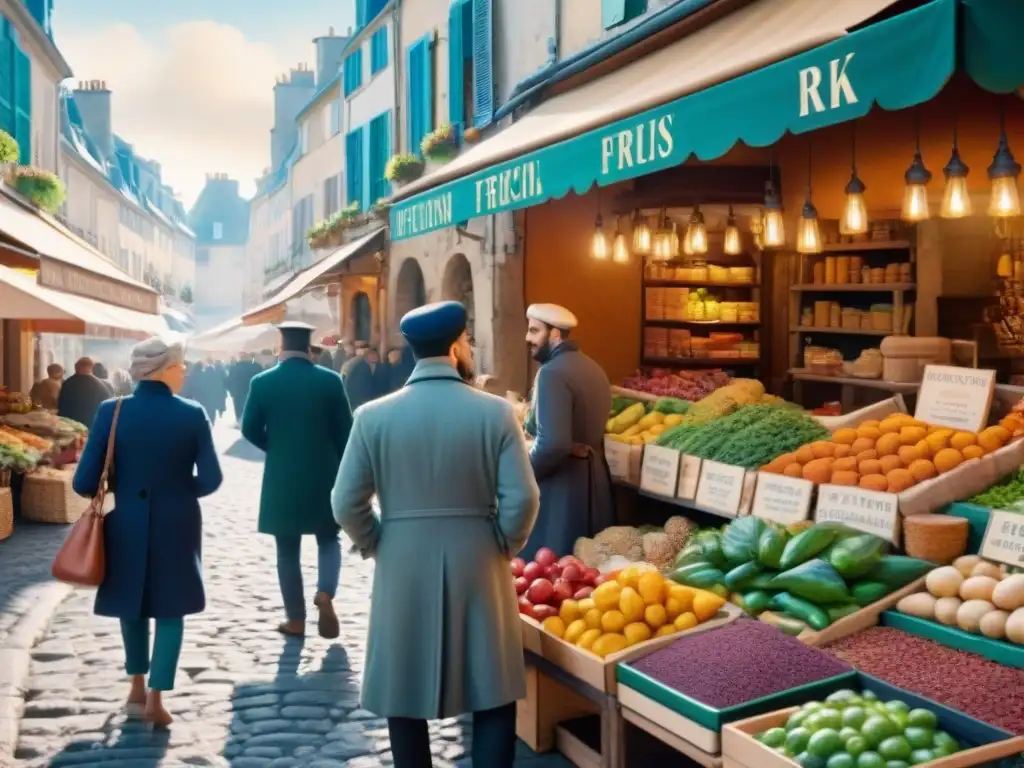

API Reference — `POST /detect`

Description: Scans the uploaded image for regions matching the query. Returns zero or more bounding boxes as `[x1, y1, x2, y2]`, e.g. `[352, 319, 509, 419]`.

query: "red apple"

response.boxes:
[532, 604, 558, 621]
[535, 548, 557, 567]
[523, 561, 544, 582]
[510, 558, 526, 578]
[518, 597, 535, 618]
[545, 564, 563, 581]
[552, 579, 574, 604]
[558, 555, 583, 569]
[573, 586, 594, 600]
[527, 578, 554, 605]
[514, 576, 529, 595]
[561, 564, 583, 583]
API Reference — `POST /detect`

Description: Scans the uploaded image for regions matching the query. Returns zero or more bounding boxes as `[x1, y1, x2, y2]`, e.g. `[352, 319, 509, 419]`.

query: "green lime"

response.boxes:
[878, 736, 912, 762]
[843, 707, 868, 730]
[904, 727, 933, 750]
[817, 709, 843, 730]
[909, 749, 935, 765]
[828, 753, 856, 768]
[840, 727, 861, 742]
[886, 761, 910, 768]
[862, 691, 878, 701]
[856, 751, 885, 768]
[888, 711, 909, 731]
[797, 753, 828, 768]
[907, 709, 938, 730]
[808, 729, 844, 759]
[931, 731, 958, 751]
[804, 702, 825, 713]
[861, 716, 899, 748]
[827, 690, 860, 707]
[787, 728, 812, 755]
[884, 700, 910, 715]
[788, 711, 811, 731]
[845, 736, 869, 757]
[762, 728, 787, 748]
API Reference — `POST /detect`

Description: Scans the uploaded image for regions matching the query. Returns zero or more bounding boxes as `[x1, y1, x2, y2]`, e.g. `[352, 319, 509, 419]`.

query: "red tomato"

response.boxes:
[514, 577, 529, 595]
[535, 548, 557, 567]
[510, 558, 526, 578]
[527, 578, 554, 605]
[532, 604, 558, 621]
[518, 597, 535, 618]
[523, 562, 545, 582]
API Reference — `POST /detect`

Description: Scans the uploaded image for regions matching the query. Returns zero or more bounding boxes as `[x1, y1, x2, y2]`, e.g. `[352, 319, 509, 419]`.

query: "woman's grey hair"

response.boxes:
[129, 336, 186, 381]
[110, 368, 134, 395]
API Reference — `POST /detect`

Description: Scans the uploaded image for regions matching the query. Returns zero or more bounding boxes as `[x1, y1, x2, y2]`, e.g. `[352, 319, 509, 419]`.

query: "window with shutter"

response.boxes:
[345, 128, 364, 211]
[0, 20, 13, 138]
[471, 0, 493, 129]
[405, 34, 433, 155]
[344, 51, 363, 97]
[371, 27, 388, 74]
[12, 31, 30, 164]
[448, 0, 475, 128]
[602, 0, 646, 29]
[369, 110, 391, 205]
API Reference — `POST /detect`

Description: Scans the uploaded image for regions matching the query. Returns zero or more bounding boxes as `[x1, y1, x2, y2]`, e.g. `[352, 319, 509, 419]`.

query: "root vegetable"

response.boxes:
[980, 609, 1010, 640]
[959, 575, 999, 602]
[896, 592, 937, 619]
[934, 596, 962, 625]
[970, 561, 1003, 580]
[925, 566, 963, 598]
[952, 555, 982, 577]
[993, 574, 1024, 611]
[956, 599, 995, 633]
[1007, 608, 1024, 644]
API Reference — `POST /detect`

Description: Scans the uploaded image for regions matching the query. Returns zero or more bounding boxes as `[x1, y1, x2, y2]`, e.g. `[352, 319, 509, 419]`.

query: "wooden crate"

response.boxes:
[621, 706, 723, 768]
[516, 666, 596, 754]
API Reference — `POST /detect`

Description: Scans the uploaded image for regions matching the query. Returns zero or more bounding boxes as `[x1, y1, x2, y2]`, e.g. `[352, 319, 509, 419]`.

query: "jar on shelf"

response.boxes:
[812, 261, 825, 284]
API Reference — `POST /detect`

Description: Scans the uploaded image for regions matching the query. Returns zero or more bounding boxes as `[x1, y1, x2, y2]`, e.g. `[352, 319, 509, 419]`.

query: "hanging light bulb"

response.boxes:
[840, 125, 868, 235]
[590, 211, 609, 260]
[668, 221, 680, 259]
[687, 204, 708, 255]
[631, 212, 651, 255]
[941, 126, 972, 218]
[988, 105, 1021, 218]
[723, 206, 742, 255]
[612, 217, 630, 264]
[651, 209, 672, 262]
[762, 180, 785, 247]
[797, 142, 822, 254]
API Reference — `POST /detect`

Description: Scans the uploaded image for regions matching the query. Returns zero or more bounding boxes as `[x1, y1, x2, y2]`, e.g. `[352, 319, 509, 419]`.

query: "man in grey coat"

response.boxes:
[331, 301, 539, 768]
[522, 303, 614, 560]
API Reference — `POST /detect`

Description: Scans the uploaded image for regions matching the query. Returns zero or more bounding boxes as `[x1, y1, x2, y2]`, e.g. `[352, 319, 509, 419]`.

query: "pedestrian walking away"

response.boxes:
[58, 357, 114, 428]
[29, 363, 64, 411]
[241, 321, 354, 638]
[332, 300, 540, 768]
[521, 303, 614, 561]
[71, 336, 223, 727]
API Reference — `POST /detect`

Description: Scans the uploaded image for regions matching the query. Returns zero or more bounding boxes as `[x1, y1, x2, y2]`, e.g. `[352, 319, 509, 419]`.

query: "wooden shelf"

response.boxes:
[821, 240, 913, 252]
[789, 326, 895, 336]
[645, 319, 760, 327]
[788, 368, 919, 393]
[642, 356, 760, 367]
[644, 280, 759, 288]
[791, 283, 916, 292]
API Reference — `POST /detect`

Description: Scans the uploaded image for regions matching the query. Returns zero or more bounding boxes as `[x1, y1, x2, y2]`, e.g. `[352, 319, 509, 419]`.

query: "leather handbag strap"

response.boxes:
[94, 397, 123, 508]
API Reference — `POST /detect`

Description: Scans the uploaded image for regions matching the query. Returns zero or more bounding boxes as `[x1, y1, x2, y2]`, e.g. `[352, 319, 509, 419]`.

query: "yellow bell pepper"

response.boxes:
[636, 411, 666, 430]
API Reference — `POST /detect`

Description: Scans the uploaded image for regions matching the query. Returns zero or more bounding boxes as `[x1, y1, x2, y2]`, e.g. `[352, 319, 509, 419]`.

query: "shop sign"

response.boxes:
[676, 454, 702, 500]
[640, 445, 681, 497]
[38, 259, 158, 314]
[604, 438, 632, 482]
[798, 52, 858, 118]
[979, 509, 1024, 568]
[914, 365, 996, 433]
[695, 460, 746, 517]
[752, 472, 814, 525]
[814, 485, 899, 543]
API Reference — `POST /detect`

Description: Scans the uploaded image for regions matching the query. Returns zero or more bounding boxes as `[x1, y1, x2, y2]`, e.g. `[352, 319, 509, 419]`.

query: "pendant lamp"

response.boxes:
[723, 206, 742, 255]
[762, 178, 785, 247]
[590, 212, 609, 260]
[632, 213, 652, 255]
[687, 204, 708, 255]
[941, 124, 972, 218]
[901, 114, 932, 222]
[652, 209, 673, 261]
[796, 141, 822, 254]
[612, 217, 630, 263]
[840, 125, 868, 235]
[988, 104, 1021, 218]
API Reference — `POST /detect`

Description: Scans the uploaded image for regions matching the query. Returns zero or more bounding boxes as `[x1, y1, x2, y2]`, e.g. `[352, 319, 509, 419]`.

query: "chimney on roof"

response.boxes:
[313, 26, 349, 88]
[72, 80, 113, 161]
[270, 68, 316, 169]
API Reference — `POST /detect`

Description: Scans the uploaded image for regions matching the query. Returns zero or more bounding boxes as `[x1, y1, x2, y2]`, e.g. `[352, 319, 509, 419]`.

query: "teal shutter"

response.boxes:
[356, 0, 368, 29]
[369, 111, 391, 204]
[421, 34, 433, 141]
[371, 27, 388, 74]
[406, 35, 432, 155]
[0, 20, 13, 138]
[448, 1, 465, 127]
[12, 32, 30, 164]
[602, 0, 646, 29]
[345, 128, 364, 210]
[471, 0, 493, 128]
[344, 51, 363, 96]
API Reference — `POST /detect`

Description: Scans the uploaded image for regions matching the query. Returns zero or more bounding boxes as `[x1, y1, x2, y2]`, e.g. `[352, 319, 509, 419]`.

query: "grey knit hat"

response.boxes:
[129, 336, 186, 381]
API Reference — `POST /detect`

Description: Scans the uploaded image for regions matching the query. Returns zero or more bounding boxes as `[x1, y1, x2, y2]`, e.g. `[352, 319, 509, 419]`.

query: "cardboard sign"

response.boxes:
[980, 509, 1024, 568]
[695, 460, 746, 517]
[914, 364, 996, 433]
[640, 445, 681, 497]
[752, 473, 814, 525]
[604, 438, 632, 482]
[676, 455, 702, 500]
[814, 485, 900, 543]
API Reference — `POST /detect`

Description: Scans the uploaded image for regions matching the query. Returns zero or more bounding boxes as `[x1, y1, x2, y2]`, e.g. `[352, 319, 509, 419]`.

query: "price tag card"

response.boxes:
[604, 438, 631, 482]
[914, 364, 996, 433]
[640, 445, 681, 497]
[676, 455, 702, 500]
[695, 460, 746, 517]
[980, 509, 1024, 568]
[752, 472, 814, 525]
[814, 484, 900, 543]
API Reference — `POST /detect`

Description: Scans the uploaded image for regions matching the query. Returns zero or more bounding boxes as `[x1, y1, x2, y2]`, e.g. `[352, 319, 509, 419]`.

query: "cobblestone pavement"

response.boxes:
[7, 421, 573, 767]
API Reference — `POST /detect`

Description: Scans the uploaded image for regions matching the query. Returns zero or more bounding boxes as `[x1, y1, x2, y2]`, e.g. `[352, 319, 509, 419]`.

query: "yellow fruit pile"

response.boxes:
[760, 413, 1014, 493]
[539, 565, 726, 658]
[606, 410, 684, 446]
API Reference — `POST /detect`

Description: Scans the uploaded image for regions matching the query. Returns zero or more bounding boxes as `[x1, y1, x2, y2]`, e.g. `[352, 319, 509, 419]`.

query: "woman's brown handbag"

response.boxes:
[51, 398, 123, 587]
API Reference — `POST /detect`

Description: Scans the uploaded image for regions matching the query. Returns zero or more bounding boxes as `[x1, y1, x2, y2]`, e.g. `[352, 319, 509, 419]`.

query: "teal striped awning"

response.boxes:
[389, 0, 1024, 242]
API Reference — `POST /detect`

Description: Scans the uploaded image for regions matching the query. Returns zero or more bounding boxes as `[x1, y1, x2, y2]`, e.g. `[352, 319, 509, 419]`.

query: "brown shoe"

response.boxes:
[314, 592, 339, 639]
[277, 620, 305, 637]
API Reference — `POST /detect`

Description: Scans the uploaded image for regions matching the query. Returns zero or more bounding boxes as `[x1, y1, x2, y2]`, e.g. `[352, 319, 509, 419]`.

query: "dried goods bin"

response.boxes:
[880, 610, 1024, 670]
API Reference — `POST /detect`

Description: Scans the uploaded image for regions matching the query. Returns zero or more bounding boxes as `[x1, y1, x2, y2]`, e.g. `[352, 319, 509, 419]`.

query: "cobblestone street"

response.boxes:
[1, 421, 571, 768]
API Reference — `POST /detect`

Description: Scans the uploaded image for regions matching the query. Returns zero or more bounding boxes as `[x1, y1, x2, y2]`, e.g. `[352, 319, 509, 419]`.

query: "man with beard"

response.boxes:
[331, 301, 538, 768]
[521, 303, 613, 561]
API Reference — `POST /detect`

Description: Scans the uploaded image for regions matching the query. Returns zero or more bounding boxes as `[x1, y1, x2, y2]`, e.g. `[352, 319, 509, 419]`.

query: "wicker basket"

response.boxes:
[20, 466, 89, 524]
[903, 514, 969, 564]
[0, 488, 12, 541]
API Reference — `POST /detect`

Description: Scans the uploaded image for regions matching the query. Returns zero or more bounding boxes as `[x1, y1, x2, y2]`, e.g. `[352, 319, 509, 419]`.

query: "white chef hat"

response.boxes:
[526, 303, 578, 331]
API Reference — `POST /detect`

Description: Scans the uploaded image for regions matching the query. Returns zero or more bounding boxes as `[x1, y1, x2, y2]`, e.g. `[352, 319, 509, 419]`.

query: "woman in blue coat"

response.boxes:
[73, 336, 223, 727]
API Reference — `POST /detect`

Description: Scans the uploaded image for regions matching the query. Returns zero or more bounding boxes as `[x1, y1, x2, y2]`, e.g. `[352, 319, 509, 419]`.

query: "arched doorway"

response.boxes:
[394, 258, 427, 321]
[351, 291, 372, 342]
[442, 253, 474, 340]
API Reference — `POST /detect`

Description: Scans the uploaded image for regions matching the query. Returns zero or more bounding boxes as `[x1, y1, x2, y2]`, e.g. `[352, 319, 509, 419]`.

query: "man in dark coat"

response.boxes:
[332, 339, 354, 373]
[182, 360, 225, 425]
[58, 357, 113, 428]
[366, 347, 390, 397]
[341, 345, 377, 411]
[521, 303, 613, 561]
[242, 322, 353, 638]
[385, 347, 413, 393]
[228, 353, 262, 424]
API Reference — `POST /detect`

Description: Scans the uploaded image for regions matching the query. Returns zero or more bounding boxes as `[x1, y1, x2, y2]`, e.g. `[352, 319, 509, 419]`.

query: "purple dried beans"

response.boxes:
[629, 619, 852, 709]
[825, 627, 1024, 735]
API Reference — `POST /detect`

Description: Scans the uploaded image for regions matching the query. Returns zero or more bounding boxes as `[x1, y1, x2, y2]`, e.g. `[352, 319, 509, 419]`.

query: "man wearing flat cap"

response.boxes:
[332, 301, 539, 768]
[522, 303, 614, 560]
[242, 322, 354, 639]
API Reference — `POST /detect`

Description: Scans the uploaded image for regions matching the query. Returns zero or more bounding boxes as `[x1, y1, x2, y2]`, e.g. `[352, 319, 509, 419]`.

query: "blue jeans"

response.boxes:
[120, 618, 184, 691]
[275, 531, 341, 622]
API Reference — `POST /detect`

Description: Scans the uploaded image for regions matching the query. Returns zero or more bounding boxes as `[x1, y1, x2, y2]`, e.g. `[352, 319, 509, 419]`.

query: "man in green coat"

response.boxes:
[331, 302, 539, 768]
[242, 322, 353, 638]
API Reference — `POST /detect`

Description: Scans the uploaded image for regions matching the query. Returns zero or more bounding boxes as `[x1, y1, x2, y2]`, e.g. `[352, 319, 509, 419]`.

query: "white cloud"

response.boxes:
[58, 20, 293, 207]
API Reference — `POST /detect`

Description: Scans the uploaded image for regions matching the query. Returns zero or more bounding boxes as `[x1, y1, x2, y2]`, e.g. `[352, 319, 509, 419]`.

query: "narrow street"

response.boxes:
[3, 422, 570, 768]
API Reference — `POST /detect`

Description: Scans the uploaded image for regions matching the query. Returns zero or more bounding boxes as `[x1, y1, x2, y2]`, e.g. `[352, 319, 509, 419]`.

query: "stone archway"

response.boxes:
[394, 258, 427, 324]
[350, 291, 372, 342]
[441, 253, 474, 340]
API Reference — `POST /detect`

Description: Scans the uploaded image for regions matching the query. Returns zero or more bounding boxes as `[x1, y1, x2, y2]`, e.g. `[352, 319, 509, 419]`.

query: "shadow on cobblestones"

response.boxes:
[44, 717, 171, 766]
[222, 436, 267, 463]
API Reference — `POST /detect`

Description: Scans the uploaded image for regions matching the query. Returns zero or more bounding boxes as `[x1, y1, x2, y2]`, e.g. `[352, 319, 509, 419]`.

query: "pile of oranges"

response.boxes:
[760, 413, 1015, 493]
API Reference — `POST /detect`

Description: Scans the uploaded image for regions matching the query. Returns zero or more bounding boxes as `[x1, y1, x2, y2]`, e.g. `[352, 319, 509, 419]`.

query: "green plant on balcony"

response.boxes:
[9, 166, 65, 214]
[370, 198, 391, 221]
[307, 201, 366, 249]
[0, 131, 18, 164]
[421, 123, 459, 162]
[384, 152, 425, 184]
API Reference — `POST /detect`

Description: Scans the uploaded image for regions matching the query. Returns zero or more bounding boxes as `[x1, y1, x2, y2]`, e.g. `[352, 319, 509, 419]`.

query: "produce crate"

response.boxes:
[519, 603, 741, 695]
[611, 385, 663, 403]
[0, 487, 12, 541]
[880, 610, 1024, 670]
[813, 396, 907, 432]
[604, 437, 644, 485]
[722, 673, 1024, 768]
[897, 441, 1024, 517]
[758, 576, 928, 647]
[516, 665, 598, 754]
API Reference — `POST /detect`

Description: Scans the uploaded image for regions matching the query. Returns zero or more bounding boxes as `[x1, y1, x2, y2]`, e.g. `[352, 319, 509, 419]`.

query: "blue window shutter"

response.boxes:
[420, 35, 433, 141]
[602, 0, 646, 28]
[471, 0, 493, 128]
[356, 0, 368, 29]
[346, 129, 364, 210]
[12, 35, 30, 164]
[369, 111, 392, 203]
[371, 27, 388, 74]
[0, 21, 13, 137]
[448, 2, 465, 127]
[406, 40, 427, 154]
[362, 125, 371, 211]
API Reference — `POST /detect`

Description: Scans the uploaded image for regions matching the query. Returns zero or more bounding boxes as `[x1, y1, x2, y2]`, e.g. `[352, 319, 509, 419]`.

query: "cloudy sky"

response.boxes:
[53, 0, 355, 209]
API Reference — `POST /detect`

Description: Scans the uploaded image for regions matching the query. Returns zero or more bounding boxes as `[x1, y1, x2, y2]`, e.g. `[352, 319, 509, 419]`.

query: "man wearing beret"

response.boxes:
[332, 301, 539, 768]
[522, 303, 614, 560]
